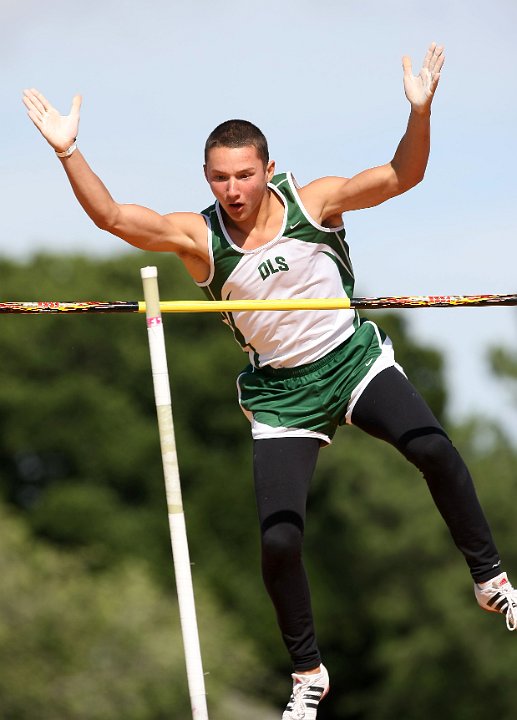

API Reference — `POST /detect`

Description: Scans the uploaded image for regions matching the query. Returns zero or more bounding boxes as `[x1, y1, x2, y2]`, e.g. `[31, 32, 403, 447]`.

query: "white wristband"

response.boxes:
[56, 141, 77, 158]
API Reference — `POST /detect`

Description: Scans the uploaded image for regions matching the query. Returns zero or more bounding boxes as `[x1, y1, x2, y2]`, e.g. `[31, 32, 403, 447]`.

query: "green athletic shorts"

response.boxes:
[237, 320, 399, 445]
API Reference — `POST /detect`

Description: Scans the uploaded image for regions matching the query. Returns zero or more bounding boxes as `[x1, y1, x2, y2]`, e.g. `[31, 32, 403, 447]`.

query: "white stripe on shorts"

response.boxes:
[345, 330, 405, 424]
[250, 418, 330, 445]
[236, 372, 331, 444]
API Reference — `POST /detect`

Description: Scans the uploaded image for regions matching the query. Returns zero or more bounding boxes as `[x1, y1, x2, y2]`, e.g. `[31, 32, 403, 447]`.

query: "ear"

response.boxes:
[266, 160, 275, 182]
[203, 164, 209, 181]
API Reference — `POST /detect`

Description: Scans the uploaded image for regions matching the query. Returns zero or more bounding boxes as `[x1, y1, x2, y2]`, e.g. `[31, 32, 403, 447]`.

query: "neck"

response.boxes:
[220, 186, 285, 250]
[223, 186, 274, 235]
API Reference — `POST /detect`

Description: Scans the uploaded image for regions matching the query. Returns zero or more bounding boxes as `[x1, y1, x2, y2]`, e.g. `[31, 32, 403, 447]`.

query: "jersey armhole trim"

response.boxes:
[194, 213, 215, 287]
[286, 171, 345, 233]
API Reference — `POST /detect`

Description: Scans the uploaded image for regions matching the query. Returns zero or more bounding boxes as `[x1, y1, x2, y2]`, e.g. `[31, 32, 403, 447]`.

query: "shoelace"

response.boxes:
[287, 675, 325, 719]
[287, 694, 306, 720]
[290, 685, 308, 719]
[501, 585, 517, 631]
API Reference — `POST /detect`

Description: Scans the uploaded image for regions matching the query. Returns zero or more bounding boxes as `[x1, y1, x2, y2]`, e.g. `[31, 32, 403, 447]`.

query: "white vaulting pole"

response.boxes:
[140, 266, 209, 720]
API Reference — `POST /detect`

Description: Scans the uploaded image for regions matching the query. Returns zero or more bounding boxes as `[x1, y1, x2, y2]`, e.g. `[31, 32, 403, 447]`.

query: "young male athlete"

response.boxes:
[23, 43, 517, 720]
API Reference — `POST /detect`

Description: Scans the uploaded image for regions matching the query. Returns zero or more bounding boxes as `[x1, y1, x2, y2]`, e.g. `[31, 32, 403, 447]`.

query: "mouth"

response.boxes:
[227, 202, 245, 214]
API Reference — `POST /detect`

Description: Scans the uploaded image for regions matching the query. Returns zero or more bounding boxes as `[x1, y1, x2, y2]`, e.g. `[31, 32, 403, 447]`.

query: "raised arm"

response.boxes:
[300, 43, 445, 223]
[22, 89, 209, 276]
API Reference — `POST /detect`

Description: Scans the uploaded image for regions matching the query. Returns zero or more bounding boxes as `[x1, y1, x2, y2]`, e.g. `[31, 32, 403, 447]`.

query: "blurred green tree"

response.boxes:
[0, 499, 277, 720]
[2, 253, 517, 720]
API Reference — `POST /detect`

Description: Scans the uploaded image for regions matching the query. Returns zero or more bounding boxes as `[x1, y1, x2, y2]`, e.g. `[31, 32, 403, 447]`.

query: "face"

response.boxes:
[204, 145, 275, 224]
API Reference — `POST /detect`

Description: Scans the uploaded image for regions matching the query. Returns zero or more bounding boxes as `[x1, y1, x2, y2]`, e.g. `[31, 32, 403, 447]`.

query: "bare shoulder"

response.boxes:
[162, 210, 207, 238]
[164, 211, 208, 248]
[297, 176, 350, 226]
[162, 211, 211, 283]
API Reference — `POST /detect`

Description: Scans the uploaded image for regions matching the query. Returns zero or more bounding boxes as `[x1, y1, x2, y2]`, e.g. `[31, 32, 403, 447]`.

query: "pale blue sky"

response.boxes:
[2, 0, 517, 439]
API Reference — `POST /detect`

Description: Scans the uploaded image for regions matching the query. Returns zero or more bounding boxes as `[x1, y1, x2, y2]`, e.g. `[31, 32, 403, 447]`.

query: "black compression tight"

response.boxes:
[254, 436, 321, 671]
[253, 367, 501, 670]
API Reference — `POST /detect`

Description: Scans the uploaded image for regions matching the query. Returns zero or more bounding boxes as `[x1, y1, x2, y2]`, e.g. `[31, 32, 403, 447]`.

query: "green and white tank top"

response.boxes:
[197, 171, 360, 369]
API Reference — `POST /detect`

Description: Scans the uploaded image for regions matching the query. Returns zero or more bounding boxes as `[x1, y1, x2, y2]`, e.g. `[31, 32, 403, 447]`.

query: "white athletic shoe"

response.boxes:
[474, 572, 517, 631]
[282, 664, 330, 720]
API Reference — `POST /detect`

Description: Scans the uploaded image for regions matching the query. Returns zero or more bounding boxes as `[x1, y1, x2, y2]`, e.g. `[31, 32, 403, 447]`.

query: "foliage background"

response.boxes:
[1, 253, 516, 719]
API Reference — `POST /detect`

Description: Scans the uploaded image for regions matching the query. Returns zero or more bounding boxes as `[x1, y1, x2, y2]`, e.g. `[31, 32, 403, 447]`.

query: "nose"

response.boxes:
[226, 177, 239, 199]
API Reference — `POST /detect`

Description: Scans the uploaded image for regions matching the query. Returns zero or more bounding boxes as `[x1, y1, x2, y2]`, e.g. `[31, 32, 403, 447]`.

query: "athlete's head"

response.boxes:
[203, 120, 275, 223]
[204, 119, 269, 168]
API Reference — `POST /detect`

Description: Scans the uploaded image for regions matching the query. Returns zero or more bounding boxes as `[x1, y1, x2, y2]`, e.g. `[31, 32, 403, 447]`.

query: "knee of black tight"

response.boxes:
[401, 431, 462, 478]
[261, 521, 304, 568]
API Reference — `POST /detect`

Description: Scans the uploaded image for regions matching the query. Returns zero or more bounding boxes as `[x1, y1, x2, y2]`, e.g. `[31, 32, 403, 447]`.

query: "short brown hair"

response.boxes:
[204, 119, 269, 167]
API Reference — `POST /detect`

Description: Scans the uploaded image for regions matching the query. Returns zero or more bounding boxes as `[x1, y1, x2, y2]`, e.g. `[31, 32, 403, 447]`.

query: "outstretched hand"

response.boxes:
[402, 43, 445, 112]
[22, 89, 82, 153]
